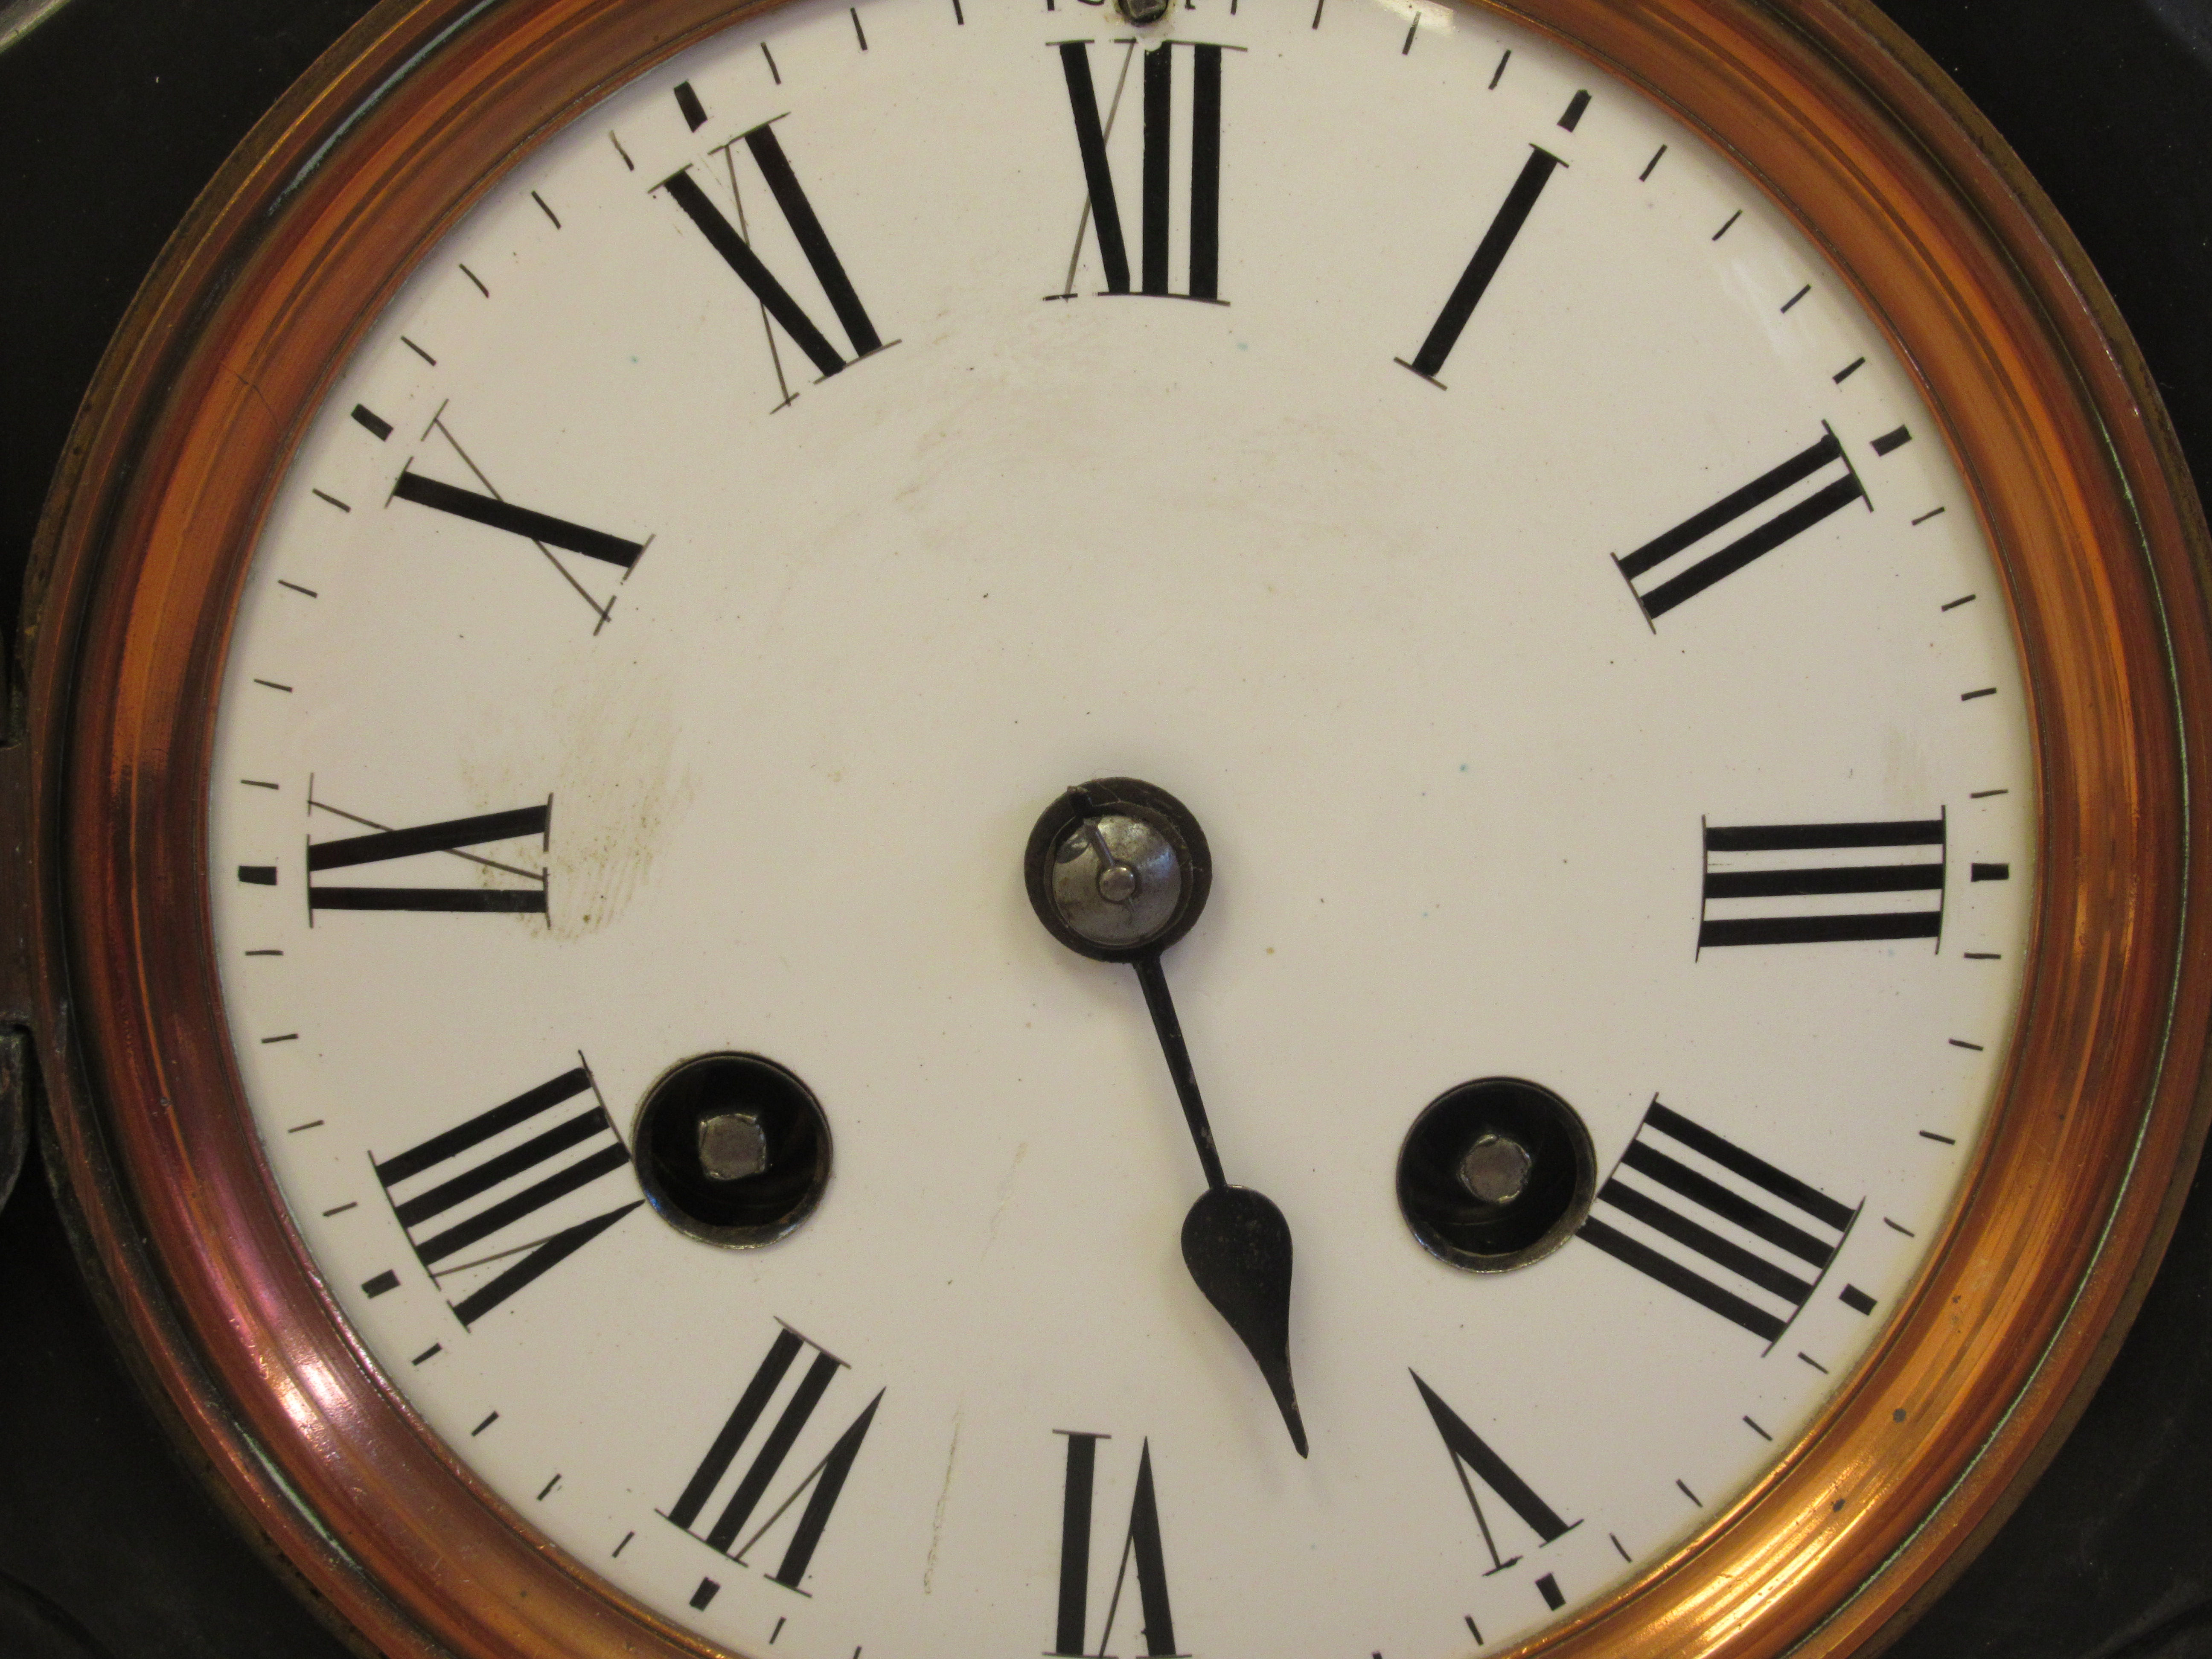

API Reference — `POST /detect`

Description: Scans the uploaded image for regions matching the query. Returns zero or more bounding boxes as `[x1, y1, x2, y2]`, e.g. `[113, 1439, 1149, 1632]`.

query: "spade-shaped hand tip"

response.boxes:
[1181, 1185, 1307, 1457]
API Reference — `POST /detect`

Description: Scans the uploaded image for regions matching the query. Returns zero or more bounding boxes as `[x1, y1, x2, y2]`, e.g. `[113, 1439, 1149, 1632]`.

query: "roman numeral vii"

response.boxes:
[1052, 1432, 1182, 1659]
[1579, 1100, 1860, 1343]
[666, 1324, 882, 1595]
[372, 1064, 640, 1327]
[662, 123, 885, 381]
[1052, 40, 1226, 303]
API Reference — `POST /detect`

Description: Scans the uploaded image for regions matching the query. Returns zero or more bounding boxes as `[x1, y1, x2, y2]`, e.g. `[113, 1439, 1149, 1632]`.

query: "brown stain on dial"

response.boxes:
[462, 666, 693, 940]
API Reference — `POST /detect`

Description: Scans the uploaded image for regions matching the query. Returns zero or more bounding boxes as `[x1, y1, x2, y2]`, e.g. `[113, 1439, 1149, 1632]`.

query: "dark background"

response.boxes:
[3, 0, 2210, 1654]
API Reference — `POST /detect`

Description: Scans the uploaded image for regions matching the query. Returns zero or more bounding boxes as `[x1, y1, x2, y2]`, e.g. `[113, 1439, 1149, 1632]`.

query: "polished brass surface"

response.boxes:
[23, 1, 2212, 1656]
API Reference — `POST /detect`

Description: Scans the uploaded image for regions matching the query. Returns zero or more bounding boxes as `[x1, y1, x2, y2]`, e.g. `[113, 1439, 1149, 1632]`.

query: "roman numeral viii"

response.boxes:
[307, 800, 550, 914]
[373, 1064, 640, 1327]
[666, 1324, 882, 1597]
[1411, 1373, 1577, 1618]
[1052, 40, 1226, 303]
[1613, 428, 1866, 621]
[1052, 1432, 1181, 1659]
[1579, 1100, 1859, 1343]
[1699, 815, 1946, 950]
[662, 123, 885, 380]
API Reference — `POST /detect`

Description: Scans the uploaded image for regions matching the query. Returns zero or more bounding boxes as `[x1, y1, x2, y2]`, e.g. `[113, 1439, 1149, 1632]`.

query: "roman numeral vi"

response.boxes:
[1579, 1100, 1859, 1342]
[372, 1064, 640, 1327]
[1052, 1432, 1182, 1659]
[667, 1324, 882, 1594]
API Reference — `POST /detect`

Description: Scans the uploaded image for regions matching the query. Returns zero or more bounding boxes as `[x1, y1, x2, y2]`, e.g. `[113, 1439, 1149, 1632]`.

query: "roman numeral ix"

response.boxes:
[1411, 1373, 1577, 1611]
[1052, 40, 1227, 303]
[667, 1324, 882, 1599]
[1699, 815, 1945, 950]
[662, 123, 885, 381]
[1613, 428, 1866, 621]
[307, 798, 550, 914]
[1052, 1432, 1182, 1659]
[372, 1064, 640, 1327]
[1579, 1100, 1860, 1343]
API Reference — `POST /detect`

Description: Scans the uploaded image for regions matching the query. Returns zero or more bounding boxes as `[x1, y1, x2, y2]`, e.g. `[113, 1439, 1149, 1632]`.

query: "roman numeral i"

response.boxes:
[1579, 1100, 1859, 1343]
[667, 1324, 882, 1597]
[1052, 1432, 1182, 1659]
[372, 1064, 640, 1327]
[1699, 815, 1946, 950]
[1052, 40, 1226, 303]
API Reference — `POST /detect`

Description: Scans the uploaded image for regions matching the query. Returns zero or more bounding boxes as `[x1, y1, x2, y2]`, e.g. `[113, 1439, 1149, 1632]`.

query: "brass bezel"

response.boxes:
[23, 1, 2212, 1657]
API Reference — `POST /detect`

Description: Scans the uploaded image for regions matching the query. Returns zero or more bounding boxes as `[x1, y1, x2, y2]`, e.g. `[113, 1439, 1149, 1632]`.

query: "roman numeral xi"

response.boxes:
[1053, 40, 1225, 302]
[373, 1064, 640, 1327]
[1699, 815, 1945, 951]
[662, 124, 885, 381]
[1579, 1100, 1860, 1343]
[1052, 1431, 1181, 1659]
[667, 1324, 882, 1600]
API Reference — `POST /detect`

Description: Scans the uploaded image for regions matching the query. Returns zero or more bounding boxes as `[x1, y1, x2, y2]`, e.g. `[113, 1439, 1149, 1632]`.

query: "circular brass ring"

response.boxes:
[24, 2, 2212, 1656]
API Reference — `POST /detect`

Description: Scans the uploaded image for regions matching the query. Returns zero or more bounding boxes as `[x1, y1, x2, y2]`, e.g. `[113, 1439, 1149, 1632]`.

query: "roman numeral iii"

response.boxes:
[662, 123, 885, 379]
[372, 1064, 640, 1327]
[666, 1324, 882, 1595]
[1052, 40, 1225, 302]
[1051, 1432, 1181, 1659]
[1698, 815, 1946, 950]
[1613, 429, 1866, 620]
[307, 800, 550, 914]
[1579, 1100, 1859, 1342]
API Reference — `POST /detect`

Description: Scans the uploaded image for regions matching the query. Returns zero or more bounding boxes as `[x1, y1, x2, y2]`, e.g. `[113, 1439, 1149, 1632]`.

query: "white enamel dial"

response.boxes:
[205, 0, 2034, 1654]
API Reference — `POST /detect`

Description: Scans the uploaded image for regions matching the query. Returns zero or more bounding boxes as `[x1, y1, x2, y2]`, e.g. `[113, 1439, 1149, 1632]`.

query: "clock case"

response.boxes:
[12, 0, 2212, 1656]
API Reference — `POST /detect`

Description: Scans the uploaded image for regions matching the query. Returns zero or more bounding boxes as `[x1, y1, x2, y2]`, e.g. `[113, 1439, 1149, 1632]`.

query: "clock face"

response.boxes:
[201, 0, 2036, 1654]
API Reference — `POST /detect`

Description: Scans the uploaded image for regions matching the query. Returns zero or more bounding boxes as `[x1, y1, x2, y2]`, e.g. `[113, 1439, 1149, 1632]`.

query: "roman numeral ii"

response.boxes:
[1053, 41, 1225, 302]
[1579, 1100, 1859, 1342]
[1698, 815, 1946, 950]
[662, 123, 885, 380]
[1052, 1432, 1182, 1659]
[372, 1064, 640, 1326]
[667, 1324, 882, 1594]
[1613, 429, 1866, 621]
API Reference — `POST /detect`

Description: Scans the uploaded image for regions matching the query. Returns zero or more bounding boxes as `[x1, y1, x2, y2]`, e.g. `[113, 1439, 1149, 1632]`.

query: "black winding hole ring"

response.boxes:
[634, 1052, 832, 1248]
[1397, 1077, 1597, 1271]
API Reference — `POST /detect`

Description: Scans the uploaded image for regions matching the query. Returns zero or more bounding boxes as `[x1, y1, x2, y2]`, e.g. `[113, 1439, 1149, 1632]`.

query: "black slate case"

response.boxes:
[1, 1, 2208, 1654]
